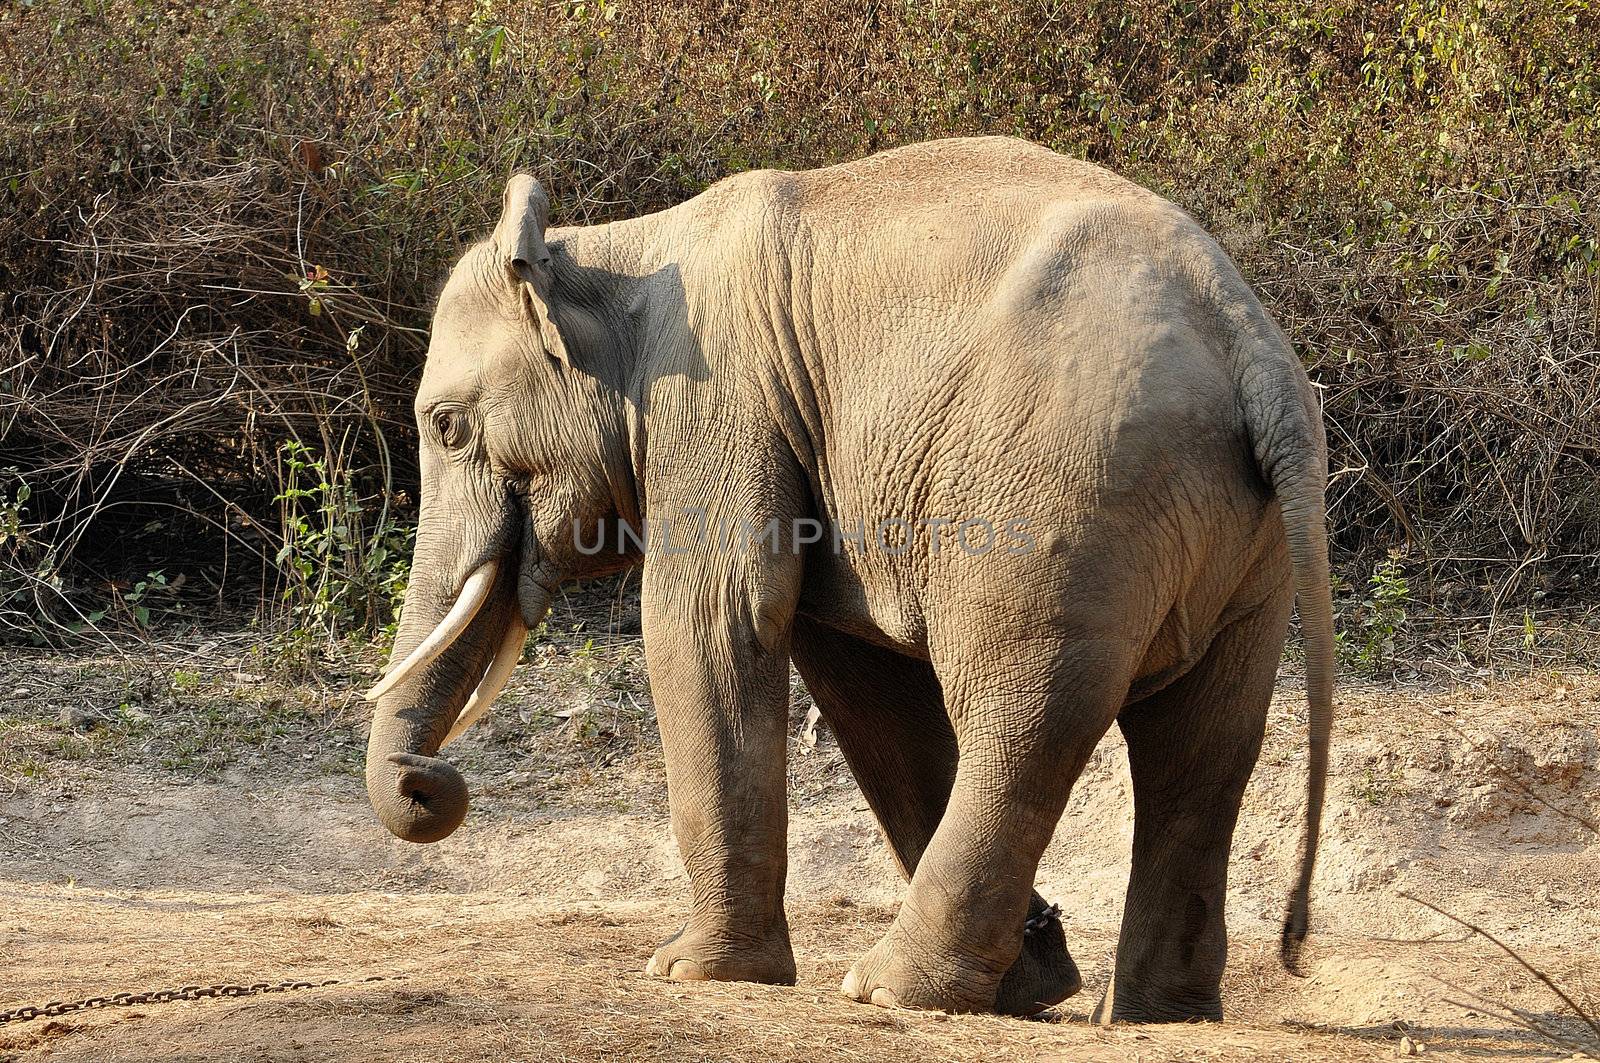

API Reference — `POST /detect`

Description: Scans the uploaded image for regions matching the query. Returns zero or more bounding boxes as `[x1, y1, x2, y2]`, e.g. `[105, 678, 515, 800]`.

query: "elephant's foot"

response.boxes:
[842, 901, 1079, 1016]
[994, 902, 1081, 1016]
[1106, 984, 1223, 1024]
[645, 918, 797, 986]
[840, 916, 1009, 1014]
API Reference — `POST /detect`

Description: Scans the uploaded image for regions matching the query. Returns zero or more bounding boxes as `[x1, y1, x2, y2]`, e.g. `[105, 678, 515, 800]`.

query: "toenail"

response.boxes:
[870, 987, 902, 1008]
[668, 958, 707, 981]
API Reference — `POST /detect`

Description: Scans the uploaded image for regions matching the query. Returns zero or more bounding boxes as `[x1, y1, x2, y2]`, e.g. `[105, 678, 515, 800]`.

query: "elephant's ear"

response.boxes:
[495, 173, 569, 364]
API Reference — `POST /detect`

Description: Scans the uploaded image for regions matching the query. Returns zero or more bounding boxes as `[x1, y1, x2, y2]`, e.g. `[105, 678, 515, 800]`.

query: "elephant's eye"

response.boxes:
[433, 408, 471, 449]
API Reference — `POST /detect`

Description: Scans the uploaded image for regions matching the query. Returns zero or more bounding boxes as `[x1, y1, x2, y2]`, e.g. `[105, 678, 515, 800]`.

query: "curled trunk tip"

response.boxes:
[366, 751, 469, 843]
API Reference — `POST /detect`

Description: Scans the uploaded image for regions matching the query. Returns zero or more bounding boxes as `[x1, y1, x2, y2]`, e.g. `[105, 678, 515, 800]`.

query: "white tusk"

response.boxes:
[364, 561, 500, 702]
[440, 619, 527, 748]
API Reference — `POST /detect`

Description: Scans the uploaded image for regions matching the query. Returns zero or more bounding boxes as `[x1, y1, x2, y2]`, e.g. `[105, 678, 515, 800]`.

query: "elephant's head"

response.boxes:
[363, 175, 636, 843]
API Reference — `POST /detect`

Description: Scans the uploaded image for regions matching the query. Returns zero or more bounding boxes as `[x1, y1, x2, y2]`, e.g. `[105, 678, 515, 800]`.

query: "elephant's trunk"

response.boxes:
[363, 582, 499, 842]
[364, 549, 552, 844]
[363, 475, 560, 843]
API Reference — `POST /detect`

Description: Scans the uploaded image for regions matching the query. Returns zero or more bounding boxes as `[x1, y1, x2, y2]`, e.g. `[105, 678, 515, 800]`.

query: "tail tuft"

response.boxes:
[1279, 895, 1310, 975]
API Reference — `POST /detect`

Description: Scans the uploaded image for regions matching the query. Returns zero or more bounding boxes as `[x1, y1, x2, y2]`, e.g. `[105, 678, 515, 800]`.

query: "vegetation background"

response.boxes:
[1, 0, 1597, 665]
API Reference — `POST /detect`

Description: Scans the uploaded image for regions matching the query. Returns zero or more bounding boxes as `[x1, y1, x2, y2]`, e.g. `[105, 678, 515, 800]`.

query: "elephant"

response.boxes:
[361, 136, 1333, 1022]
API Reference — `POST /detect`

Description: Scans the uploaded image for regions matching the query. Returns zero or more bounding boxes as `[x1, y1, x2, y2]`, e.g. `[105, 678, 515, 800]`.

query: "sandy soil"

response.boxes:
[1, 606, 1597, 1061]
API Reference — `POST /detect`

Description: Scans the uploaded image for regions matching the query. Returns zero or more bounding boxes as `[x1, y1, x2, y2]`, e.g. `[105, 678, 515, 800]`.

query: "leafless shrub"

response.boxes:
[1403, 892, 1600, 1056]
[1, 0, 1596, 647]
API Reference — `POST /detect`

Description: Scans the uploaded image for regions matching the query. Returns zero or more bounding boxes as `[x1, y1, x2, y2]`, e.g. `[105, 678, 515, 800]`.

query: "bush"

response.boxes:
[272, 439, 411, 657]
[1, 0, 1596, 645]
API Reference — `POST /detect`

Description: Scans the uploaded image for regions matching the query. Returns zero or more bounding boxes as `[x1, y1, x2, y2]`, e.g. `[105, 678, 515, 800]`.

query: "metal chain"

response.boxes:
[0, 975, 393, 1026]
[1022, 902, 1062, 937]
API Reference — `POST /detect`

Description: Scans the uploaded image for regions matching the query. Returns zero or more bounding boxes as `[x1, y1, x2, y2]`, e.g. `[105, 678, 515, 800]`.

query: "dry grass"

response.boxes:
[2, 889, 1580, 1062]
[3, 614, 1598, 1059]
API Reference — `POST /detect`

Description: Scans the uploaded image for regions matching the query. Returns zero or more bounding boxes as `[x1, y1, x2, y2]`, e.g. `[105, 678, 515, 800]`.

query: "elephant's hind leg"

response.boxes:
[1108, 589, 1293, 1022]
[835, 621, 1132, 1014]
[790, 617, 1081, 1015]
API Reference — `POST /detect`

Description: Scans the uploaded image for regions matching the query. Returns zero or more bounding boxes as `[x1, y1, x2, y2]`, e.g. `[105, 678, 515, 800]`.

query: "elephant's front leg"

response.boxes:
[790, 617, 1081, 1015]
[641, 562, 798, 986]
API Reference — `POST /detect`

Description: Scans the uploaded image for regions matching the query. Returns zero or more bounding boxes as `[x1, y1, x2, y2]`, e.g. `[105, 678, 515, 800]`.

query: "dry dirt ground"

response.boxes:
[2, 590, 1598, 1061]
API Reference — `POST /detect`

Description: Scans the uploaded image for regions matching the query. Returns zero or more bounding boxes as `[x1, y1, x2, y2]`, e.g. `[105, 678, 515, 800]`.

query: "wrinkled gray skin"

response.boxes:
[364, 137, 1334, 1022]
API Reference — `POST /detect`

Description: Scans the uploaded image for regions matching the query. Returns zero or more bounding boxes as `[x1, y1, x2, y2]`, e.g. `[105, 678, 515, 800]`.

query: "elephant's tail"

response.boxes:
[1238, 332, 1335, 976]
